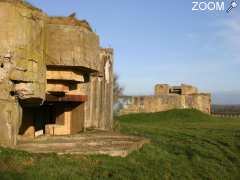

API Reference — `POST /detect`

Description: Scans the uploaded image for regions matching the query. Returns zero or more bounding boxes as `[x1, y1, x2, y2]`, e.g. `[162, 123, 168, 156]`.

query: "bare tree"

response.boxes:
[113, 74, 124, 104]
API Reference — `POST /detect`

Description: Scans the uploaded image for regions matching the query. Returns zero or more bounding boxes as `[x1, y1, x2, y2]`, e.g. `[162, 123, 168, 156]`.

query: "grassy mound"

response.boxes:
[119, 109, 214, 123]
[1, 109, 240, 179]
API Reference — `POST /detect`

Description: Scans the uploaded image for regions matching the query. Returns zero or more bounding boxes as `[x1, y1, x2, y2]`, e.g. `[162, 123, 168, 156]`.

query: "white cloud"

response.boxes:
[215, 16, 240, 63]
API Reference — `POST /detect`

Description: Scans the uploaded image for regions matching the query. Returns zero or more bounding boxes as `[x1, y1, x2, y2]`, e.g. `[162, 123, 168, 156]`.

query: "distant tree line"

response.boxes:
[211, 104, 240, 117]
[113, 74, 124, 104]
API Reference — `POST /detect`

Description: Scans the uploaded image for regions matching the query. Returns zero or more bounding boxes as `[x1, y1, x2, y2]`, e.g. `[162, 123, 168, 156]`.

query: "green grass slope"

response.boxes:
[1, 109, 240, 180]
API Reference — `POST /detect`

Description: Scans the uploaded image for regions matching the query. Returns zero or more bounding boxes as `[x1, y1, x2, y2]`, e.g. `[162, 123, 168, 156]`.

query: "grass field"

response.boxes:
[1, 109, 240, 180]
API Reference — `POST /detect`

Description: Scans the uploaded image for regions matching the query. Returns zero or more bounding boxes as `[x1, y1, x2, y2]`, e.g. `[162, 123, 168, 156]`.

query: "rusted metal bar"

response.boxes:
[46, 94, 88, 102]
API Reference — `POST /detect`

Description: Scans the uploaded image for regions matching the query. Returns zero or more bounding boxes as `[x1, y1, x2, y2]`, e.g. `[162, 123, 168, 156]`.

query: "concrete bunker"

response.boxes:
[120, 84, 211, 115]
[0, 1, 114, 146]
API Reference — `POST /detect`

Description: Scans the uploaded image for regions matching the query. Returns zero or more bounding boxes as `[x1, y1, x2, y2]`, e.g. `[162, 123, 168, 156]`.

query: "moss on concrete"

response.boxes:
[48, 16, 93, 32]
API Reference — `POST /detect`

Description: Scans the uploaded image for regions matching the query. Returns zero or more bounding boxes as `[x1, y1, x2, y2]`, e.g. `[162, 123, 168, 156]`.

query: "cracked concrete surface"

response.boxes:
[15, 131, 149, 157]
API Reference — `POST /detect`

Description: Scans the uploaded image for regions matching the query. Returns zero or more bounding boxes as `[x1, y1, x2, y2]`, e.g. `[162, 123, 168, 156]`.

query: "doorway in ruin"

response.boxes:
[19, 101, 85, 138]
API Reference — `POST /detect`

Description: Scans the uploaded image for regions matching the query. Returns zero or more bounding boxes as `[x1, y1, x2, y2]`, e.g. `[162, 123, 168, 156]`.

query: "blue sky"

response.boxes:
[28, 0, 240, 101]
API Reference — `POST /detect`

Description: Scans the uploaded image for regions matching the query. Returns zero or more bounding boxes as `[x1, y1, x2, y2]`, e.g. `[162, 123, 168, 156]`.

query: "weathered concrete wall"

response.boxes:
[184, 93, 211, 113]
[181, 84, 198, 95]
[84, 48, 113, 130]
[155, 84, 170, 95]
[44, 17, 109, 133]
[120, 84, 211, 115]
[120, 95, 181, 114]
[0, 1, 46, 100]
[45, 17, 100, 72]
[155, 84, 198, 96]
[0, 1, 46, 146]
[100, 48, 114, 130]
[71, 103, 85, 133]
[0, 0, 114, 146]
[0, 100, 22, 146]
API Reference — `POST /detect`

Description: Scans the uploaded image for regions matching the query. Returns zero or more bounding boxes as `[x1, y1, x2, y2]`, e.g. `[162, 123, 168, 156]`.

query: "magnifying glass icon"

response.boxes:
[227, 1, 238, 13]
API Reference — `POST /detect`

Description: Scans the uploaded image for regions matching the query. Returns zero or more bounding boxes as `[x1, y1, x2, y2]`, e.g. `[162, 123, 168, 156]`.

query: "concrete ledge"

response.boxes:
[15, 131, 149, 157]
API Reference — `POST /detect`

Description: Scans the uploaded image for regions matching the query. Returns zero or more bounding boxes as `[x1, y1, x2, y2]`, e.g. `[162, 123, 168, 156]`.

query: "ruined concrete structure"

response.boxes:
[120, 84, 211, 115]
[0, 0, 113, 146]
